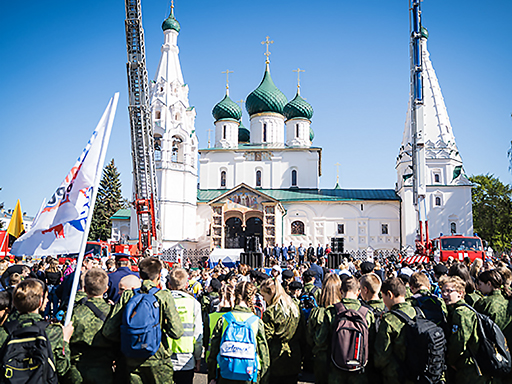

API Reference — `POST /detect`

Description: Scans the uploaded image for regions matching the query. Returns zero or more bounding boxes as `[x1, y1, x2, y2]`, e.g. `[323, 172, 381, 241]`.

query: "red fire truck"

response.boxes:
[432, 235, 485, 263]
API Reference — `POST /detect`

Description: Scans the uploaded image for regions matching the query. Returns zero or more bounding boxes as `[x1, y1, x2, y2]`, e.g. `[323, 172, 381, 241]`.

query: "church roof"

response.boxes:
[162, 12, 180, 33]
[238, 121, 250, 143]
[212, 94, 242, 121]
[110, 209, 131, 220]
[198, 188, 399, 203]
[283, 92, 313, 120]
[246, 66, 288, 116]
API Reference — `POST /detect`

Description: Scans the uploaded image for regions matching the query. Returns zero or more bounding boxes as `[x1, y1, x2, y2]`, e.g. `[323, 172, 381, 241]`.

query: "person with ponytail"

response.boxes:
[207, 281, 269, 384]
[259, 277, 303, 384]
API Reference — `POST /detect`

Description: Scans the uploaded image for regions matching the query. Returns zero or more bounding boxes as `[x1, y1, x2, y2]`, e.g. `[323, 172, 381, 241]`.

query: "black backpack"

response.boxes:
[391, 307, 446, 383]
[0, 320, 58, 384]
[411, 293, 448, 330]
[300, 287, 318, 321]
[464, 304, 511, 376]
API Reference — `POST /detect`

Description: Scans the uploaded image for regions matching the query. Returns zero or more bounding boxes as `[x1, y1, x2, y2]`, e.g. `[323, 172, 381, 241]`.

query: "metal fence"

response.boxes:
[160, 248, 211, 267]
[346, 248, 401, 263]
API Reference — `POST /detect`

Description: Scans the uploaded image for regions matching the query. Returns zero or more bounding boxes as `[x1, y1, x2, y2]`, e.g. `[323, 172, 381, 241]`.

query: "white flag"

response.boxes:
[11, 94, 119, 256]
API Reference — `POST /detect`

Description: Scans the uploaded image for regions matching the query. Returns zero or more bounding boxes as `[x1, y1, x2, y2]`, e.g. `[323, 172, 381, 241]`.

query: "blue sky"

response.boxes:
[1, 0, 511, 216]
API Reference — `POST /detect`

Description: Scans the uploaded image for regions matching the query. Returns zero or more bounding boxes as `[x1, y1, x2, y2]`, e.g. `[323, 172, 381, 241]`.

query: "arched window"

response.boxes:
[434, 173, 440, 183]
[154, 134, 162, 161]
[155, 110, 161, 120]
[171, 136, 183, 163]
[435, 196, 441, 206]
[291, 170, 297, 187]
[263, 124, 267, 142]
[291, 221, 305, 235]
[451, 222, 457, 234]
[220, 171, 226, 188]
[256, 170, 262, 187]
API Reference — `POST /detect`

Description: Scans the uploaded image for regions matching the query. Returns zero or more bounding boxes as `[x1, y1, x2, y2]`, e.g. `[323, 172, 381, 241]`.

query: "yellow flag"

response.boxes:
[7, 200, 25, 239]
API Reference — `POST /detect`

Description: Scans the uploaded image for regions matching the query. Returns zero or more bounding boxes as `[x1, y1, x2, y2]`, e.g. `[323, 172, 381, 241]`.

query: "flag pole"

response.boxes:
[64, 93, 119, 326]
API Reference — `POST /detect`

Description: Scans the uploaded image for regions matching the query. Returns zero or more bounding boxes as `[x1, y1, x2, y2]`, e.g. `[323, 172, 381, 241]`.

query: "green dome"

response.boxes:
[162, 13, 180, 33]
[309, 127, 314, 142]
[283, 92, 314, 120]
[246, 66, 288, 116]
[238, 121, 250, 143]
[212, 94, 242, 121]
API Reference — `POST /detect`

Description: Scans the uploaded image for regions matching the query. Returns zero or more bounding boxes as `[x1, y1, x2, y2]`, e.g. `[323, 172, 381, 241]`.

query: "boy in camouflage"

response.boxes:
[103, 257, 184, 384]
[374, 277, 417, 384]
[62, 268, 113, 384]
[0, 278, 74, 379]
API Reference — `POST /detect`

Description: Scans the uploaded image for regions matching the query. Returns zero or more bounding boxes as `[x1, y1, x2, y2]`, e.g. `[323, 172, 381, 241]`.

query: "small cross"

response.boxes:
[170, 0, 174, 15]
[335, 162, 341, 184]
[221, 70, 234, 95]
[261, 36, 274, 64]
[237, 99, 245, 109]
[292, 68, 305, 94]
[206, 128, 213, 148]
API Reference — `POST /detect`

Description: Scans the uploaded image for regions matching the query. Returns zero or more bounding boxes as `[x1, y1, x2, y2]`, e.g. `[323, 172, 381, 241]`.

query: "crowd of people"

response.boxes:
[0, 251, 511, 384]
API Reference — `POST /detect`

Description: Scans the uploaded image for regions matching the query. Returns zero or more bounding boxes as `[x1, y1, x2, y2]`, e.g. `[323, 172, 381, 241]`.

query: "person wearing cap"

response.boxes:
[281, 269, 295, 292]
[288, 281, 303, 303]
[106, 255, 139, 304]
[360, 261, 375, 275]
[302, 269, 321, 303]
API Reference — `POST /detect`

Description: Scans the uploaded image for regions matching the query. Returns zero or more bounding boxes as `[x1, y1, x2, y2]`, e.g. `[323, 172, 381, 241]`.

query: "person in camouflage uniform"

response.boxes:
[0, 278, 74, 379]
[441, 275, 490, 384]
[374, 277, 417, 384]
[62, 268, 113, 384]
[302, 270, 321, 303]
[474, 270, 511, 384]
[307, 273, 343, 384]
[260, 278, 303, 384]
[207, 281, 269, 384]
[103, 258, 184, 384]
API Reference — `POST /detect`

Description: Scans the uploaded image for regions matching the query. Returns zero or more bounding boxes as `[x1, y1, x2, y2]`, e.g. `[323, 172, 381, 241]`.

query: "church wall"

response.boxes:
[282, 201, 400, 252]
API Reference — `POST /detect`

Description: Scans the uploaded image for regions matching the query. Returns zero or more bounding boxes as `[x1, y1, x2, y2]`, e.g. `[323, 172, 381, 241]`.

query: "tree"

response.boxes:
[469, 174, 512, 253]
[89, 159, 125, 241]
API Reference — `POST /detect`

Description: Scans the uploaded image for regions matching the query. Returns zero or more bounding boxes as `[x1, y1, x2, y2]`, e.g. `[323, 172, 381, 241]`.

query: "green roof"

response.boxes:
[162, 13, 180, 33]
[309, 127, 314, 142]
[197, 188, 399, 203]
[238, 121, 250, 143]
[110, 209, 130, 220]
[246, 66, 288, 116]
[212, 94, 242, 121]
[283, 92, 313, 120]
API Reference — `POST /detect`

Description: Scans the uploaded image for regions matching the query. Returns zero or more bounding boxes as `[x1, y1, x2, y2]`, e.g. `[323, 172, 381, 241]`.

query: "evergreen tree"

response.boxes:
[89, 159, 124, 241]
[470, 174, 512, 253]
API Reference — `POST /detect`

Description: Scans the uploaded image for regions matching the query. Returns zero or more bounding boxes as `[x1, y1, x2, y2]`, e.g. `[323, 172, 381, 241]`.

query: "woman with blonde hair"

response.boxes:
[306, 273, 342, 384]
[207, 281, 269, 384]
[469, 258, 483, 283]
[259, 277, 302, 384]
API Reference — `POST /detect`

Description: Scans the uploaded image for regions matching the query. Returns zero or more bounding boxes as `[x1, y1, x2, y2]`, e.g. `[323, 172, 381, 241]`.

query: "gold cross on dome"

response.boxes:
[261, 36, 274, 64]
[292, 68, 305, 93]
[237, 99, 245, 109]
[171, 0, 175, 15]
[335, 162, 341, 184]
[221, 69, 233, 95]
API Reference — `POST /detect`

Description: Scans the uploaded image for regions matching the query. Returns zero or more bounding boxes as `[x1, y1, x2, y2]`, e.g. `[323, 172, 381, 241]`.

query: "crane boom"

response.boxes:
[124, 0, 160, 254]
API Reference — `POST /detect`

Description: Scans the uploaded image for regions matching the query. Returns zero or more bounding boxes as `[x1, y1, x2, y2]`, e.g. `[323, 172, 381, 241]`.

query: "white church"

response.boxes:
[113, 9, 473, 259]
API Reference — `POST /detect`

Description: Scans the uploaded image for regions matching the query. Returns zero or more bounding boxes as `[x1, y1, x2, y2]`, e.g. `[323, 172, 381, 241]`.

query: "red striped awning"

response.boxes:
[404, 255, 429, 264]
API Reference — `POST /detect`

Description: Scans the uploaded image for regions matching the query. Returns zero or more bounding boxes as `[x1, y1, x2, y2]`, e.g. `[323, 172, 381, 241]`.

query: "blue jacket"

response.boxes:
[107, 267, 139, 303]
[309, 263, 324, 288]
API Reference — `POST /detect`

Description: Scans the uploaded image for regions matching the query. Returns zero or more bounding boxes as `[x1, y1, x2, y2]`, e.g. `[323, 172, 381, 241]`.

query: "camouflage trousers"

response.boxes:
[127, 358, 174, 384]
[62, 361, 114, 384]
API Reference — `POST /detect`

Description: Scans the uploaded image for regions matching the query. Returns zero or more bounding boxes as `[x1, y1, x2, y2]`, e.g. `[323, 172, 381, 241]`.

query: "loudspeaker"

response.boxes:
[240, 252, 263, 268]
[328, 253, 343, 269]
[331, 237, 344, 254]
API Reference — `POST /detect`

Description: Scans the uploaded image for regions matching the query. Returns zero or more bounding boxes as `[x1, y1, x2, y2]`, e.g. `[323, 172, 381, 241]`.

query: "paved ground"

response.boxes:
[192, 359, 315, 384]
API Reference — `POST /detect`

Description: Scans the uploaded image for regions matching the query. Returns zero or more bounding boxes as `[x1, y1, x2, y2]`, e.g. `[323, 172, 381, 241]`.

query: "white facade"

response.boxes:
[149, 23, 198, 247]
[396, 36, 473, 246]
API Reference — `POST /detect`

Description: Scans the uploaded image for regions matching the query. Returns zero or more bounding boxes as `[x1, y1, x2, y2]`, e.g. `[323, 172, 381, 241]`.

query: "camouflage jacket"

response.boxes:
[303, 282, 321, 303]
[207, 305, 270, 384]
[69, 296, 113, 364]
[474, 290, 510, 331]
[374, 301, 417, 384]
[102, 280, 184, 367]
[262, 300, 303, 377]
[0, 312, 71, 377]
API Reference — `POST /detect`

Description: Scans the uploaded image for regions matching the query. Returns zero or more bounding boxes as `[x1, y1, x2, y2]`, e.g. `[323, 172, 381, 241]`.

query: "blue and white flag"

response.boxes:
[11, 93, 119, 256]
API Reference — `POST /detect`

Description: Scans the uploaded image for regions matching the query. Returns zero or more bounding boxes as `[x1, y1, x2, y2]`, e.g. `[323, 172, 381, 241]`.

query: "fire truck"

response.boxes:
[432, 235, 485, 263]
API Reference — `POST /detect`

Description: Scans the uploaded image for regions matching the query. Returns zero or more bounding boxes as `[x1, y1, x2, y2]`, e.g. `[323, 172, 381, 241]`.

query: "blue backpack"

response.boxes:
[121, 287, 161, 359]
[217, 312, 259, 382]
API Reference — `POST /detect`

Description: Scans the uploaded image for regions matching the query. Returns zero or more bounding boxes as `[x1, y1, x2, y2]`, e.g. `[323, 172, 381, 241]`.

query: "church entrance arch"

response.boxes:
[225, 217, 244, 248]
[245, 217, 263, 251]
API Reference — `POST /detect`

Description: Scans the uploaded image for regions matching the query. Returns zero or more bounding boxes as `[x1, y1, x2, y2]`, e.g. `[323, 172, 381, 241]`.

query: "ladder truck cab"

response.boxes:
[432, 235, 485, 263]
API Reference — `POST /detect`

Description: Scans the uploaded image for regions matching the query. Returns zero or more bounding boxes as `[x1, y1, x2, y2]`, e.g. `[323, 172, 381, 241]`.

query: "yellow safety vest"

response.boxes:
[206, 311, 225, 360]
[170, 295, 195, 354]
